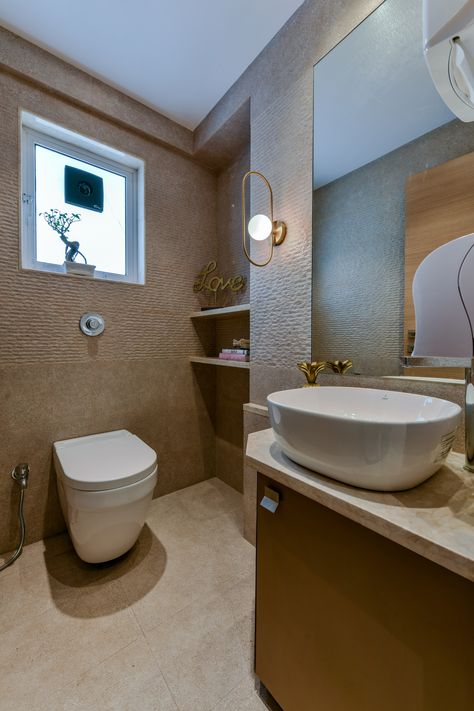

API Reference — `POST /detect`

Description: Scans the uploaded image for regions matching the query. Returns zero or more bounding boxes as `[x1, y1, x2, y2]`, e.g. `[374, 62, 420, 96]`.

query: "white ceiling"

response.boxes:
[0, 0, 304, 130]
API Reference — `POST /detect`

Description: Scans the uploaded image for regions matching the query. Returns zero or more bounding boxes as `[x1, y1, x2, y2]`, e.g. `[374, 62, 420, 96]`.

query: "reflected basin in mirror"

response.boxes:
[267, 387, 461, 491]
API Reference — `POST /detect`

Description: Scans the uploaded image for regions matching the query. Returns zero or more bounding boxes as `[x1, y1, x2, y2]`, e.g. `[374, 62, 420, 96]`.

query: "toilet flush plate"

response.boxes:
[80, 312, 105, 336]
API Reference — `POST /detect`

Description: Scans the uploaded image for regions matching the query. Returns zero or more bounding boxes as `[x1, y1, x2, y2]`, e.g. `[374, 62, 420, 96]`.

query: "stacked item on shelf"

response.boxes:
[218, 338, 250, 362]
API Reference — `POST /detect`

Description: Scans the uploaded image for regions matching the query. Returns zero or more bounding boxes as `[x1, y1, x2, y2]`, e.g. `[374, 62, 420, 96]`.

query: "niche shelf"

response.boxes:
[189, 356, 250, 369]
[189, 302, 250, 370]
[190, 303, 250, 320]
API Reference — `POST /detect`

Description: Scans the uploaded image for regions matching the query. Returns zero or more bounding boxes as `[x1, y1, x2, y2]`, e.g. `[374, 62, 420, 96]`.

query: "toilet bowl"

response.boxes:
[53, 430, 157, 563]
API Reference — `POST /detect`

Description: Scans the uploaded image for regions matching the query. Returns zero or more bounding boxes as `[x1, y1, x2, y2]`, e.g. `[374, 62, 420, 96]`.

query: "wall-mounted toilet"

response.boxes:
[53, 430, 157, 564]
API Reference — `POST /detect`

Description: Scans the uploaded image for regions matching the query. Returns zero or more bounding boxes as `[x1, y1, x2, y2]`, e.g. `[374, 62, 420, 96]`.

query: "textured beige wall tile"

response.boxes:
[232, 0, 381, 396]
[0, 71, 217, 364]
[0, 43, 219, 552]
[0, 357, 216, 552]
[250, 364, 306, 406]
[250, 72, 313, 371]
[197, 0, 467, 454]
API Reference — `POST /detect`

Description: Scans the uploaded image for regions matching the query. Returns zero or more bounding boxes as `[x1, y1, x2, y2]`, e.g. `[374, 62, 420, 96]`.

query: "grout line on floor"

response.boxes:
[128, 595, 149, 637]
[143, 634, 182, 711]
[37, 632, 145, 708]
[207, 672, 253, 711]
[139, 564, 252, 643]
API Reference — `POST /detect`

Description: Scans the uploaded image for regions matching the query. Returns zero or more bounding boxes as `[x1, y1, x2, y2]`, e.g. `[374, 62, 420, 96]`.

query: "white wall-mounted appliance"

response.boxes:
[412, 233, 474, 358]
[424, 0, 474, 121]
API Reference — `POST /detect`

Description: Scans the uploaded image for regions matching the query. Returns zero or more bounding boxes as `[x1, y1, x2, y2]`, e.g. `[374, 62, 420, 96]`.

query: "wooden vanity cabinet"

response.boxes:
[255, 474, 474, 711]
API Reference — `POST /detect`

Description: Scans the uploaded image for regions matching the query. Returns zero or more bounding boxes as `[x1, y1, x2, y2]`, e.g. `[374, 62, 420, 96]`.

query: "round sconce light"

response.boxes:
[248, 214, 272, 241]
[242, 171, 287, 267]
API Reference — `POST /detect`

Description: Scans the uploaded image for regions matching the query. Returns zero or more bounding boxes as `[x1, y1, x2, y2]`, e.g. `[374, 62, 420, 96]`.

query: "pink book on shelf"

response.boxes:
[218, 353, 249, 362]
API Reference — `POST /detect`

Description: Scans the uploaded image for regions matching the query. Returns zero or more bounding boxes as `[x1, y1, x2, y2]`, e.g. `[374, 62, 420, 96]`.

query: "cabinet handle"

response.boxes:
[260, 486, 280, 513]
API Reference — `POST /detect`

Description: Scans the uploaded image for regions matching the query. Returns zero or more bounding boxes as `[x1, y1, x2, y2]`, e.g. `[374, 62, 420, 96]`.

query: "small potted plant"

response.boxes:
[40, 208, 96, 276]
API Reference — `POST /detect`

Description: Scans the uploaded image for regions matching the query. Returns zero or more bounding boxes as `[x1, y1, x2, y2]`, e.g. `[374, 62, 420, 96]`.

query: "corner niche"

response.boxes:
[190, 101, 251, 493]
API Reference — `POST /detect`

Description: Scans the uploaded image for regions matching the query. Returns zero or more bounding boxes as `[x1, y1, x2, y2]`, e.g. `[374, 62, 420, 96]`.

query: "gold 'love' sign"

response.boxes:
[193, 260, 247, 295]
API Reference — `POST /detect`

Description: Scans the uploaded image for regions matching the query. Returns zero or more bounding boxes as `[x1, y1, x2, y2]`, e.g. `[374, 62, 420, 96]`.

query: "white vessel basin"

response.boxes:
[267, 387, 461, 491]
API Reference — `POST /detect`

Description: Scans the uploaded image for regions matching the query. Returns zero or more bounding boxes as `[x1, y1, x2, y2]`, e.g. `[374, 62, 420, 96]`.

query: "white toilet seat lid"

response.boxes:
[54, 430, 157, 491]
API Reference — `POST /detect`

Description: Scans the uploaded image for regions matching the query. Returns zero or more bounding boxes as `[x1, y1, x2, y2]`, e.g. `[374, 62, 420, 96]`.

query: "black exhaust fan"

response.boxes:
[64, 166, 104, 213]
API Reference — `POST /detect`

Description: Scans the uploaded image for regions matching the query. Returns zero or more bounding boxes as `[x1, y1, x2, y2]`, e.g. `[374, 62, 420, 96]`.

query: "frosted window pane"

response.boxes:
[35, 145, 126, 275]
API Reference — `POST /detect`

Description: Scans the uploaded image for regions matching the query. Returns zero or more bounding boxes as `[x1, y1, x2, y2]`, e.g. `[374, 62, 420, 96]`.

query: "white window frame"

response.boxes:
[20, 111, 145, 284]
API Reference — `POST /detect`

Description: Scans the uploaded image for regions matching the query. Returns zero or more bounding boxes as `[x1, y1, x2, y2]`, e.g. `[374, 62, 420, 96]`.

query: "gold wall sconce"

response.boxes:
[241, 170, 287, 267]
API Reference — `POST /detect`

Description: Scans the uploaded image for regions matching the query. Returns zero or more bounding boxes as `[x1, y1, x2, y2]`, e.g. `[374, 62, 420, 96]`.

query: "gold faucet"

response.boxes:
[326, 359, 353, 375]
[297, 359, 353, 386]
[297, 361, 328, 387]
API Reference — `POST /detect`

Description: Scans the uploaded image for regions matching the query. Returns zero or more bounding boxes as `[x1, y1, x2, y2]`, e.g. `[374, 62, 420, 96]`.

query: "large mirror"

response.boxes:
[312, 0, 474, 377]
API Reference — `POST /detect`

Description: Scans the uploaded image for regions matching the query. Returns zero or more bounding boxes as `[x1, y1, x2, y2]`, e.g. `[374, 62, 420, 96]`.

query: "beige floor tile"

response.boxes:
[0, 557, 55, 634]
[192, 508, 255, 574]
[0, 532, 146, 635]
[122, 488, 255, 632]
[144, 478, 243, 547]
[119, 523, 240, 632]
[1, 477, 257, 711]
[0, 532, 72, 572]
[144, 490, 213, 547]
[0, 531, 72, 574]
[0, 581, 142, 710]
[0, 554, 18, 579]
[44, 638, 177, 711]
[21, 531, 73, 563]
[162, 477, 241, 522]
[145, 573, 255, 711]
[110, 676, 178, 711]
[0, 542, 86, 633]
[211, 676, 268, 711]
[44, 527, 166, 615]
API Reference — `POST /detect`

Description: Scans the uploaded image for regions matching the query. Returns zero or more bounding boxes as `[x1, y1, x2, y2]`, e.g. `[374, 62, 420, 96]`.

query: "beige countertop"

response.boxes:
[246, 428, 474, 582]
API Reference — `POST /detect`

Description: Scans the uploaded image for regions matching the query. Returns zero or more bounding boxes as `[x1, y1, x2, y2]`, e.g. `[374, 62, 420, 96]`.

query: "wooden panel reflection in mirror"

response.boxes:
[405, 150, 474, 378]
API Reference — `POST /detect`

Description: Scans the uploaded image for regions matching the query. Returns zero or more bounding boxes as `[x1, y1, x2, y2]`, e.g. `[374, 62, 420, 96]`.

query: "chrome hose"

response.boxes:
[0, 464, 29, 573]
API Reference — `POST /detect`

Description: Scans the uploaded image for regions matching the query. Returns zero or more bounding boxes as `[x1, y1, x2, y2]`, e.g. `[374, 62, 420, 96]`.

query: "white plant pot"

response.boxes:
[64, 261, 96, 277]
